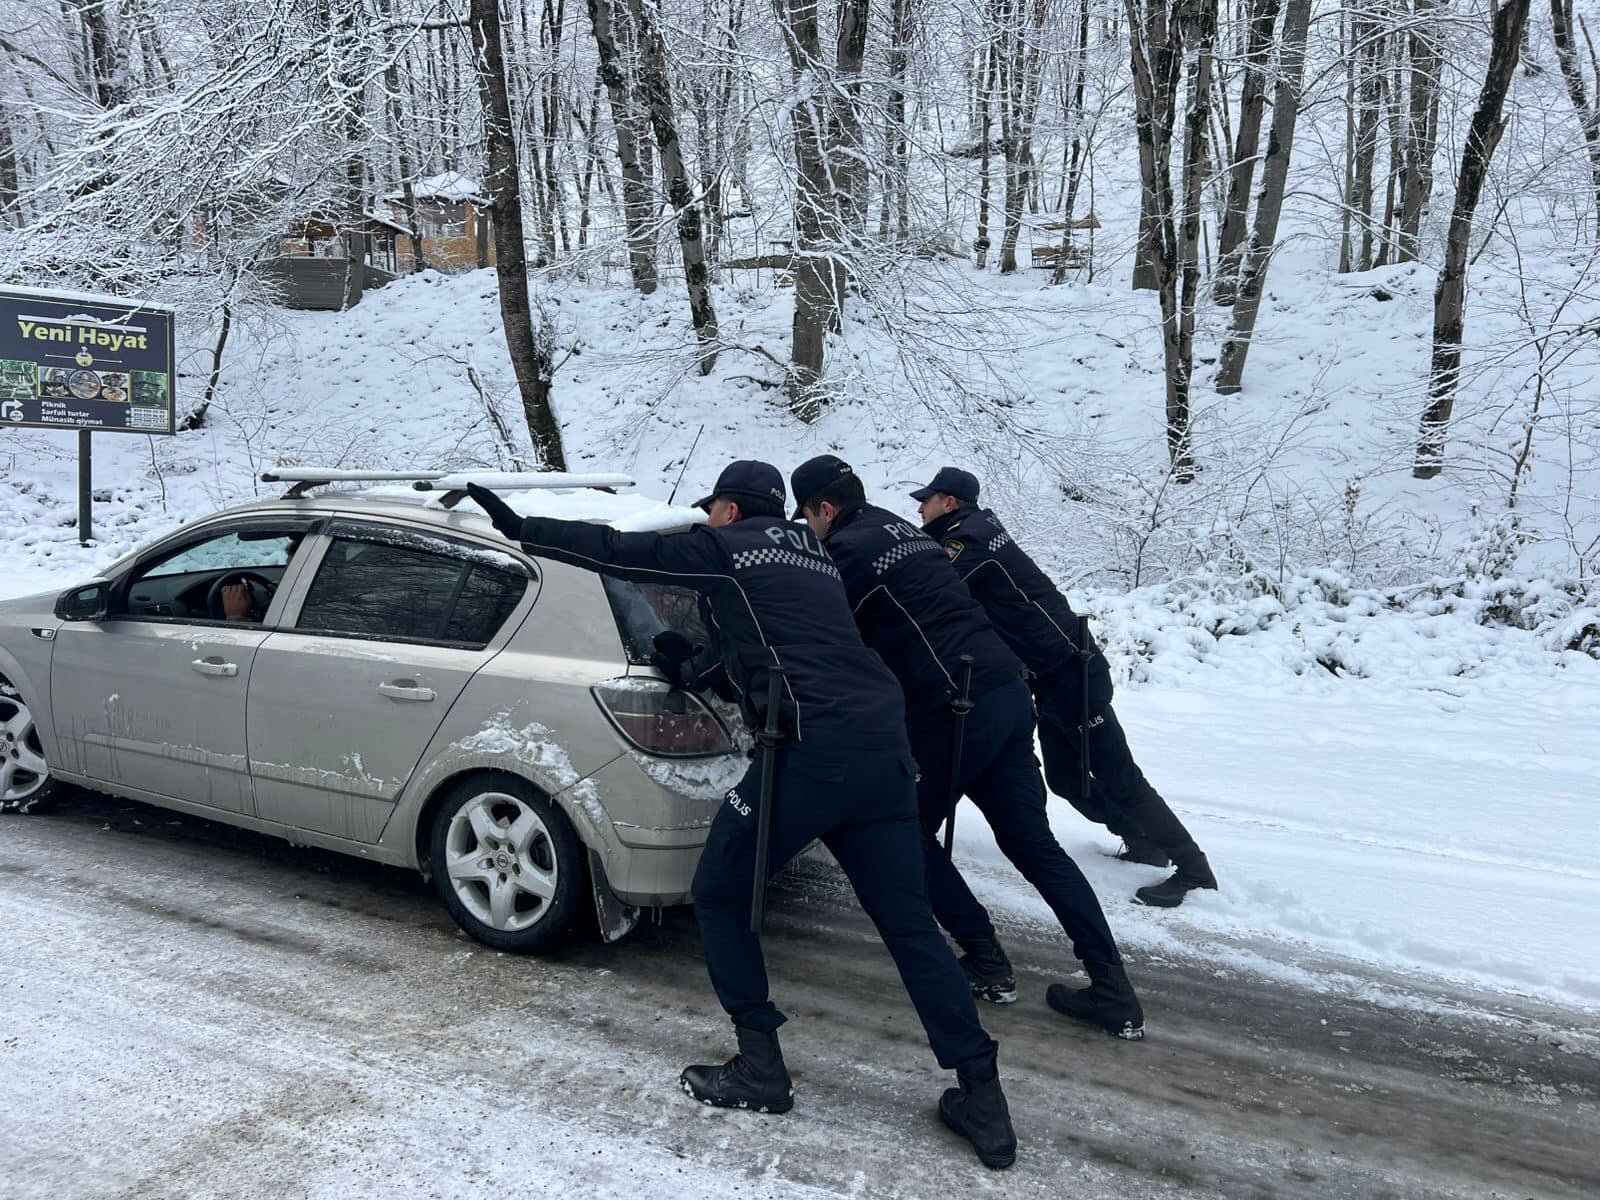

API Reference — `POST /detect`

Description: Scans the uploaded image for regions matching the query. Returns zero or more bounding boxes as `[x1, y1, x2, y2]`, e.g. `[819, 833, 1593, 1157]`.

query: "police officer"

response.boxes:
[790, 455, 1145, 1040]
[912, 467, 1219, 909]
[466, 464, 1017, 1169]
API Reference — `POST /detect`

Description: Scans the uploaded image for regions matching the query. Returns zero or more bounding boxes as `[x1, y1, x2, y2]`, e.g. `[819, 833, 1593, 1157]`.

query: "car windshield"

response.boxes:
[602, 577, 709, 665]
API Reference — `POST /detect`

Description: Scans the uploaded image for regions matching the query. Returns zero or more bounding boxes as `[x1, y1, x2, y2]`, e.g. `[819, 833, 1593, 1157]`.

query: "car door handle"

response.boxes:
[377, 679, 435, 702]
[191, 657, 239, 678]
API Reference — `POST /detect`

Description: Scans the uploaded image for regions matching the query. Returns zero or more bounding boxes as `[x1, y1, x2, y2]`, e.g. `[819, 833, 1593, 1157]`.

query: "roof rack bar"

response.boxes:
[261, 469, 453, 499]
[416, 471, 637, 509]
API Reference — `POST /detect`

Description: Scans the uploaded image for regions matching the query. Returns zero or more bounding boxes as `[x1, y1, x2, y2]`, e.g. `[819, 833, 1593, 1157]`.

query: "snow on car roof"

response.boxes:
[356, 484, 707, 534]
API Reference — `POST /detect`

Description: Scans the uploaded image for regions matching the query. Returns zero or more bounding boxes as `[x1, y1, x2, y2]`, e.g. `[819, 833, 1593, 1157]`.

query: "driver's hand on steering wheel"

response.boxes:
[221, 583, 253, 622]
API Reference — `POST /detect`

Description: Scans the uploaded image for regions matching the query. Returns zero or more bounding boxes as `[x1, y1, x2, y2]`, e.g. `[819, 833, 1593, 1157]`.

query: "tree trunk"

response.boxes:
[337, 0, 367, 311]
[378, 0, 427, 271]
[1347, 1, 1385, 271]
[774, 0, 831, 415]
[470, 0, 568, 469]
[585, 0, 659, 293]
[975, 37, 997, 268]
[627, 0, 719, 373]
[883, 0, 913, 242]
[1551, 0, 1600, 237]
[1171, 0, 1216, 479]
[835, 0, 869, 238]
[999, 0, 1047, 274]
[0, 105, 18, 228]
[1397, 0, 1440, 262]
[1051, 0, 1091, 284]
[1413, 0, 1531, 479]
[1214, 0, 1280, 303]
[1130, 0, 1174, 291]
[1125, 0, 1187, 470]
[1214, 0, 1312, 395]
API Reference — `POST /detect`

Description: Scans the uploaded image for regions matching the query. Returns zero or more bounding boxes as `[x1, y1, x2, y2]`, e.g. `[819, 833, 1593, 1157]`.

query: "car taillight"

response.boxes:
[592, 680, 734, 758]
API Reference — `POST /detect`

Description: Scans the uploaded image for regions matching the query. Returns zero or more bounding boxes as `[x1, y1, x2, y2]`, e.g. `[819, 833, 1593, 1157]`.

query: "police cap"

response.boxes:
[692, 460, 787, 513]
[789, 454, 855, 519]
[910, 466, 980, 506]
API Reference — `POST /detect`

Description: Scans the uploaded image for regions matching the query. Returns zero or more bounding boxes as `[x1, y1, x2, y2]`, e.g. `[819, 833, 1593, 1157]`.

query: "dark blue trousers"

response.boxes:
[910, 678, 1122, 967]
[690, 744, 997, 1072]
[1033, 667, 1202, 865]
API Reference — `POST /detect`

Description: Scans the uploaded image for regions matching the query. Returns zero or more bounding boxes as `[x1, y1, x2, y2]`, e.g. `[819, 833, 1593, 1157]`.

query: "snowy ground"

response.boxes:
[2, 792, 1596, 1199]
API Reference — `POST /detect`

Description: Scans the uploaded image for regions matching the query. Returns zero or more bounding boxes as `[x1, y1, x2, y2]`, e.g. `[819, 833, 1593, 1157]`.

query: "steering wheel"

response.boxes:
[206, 570, 277, 621]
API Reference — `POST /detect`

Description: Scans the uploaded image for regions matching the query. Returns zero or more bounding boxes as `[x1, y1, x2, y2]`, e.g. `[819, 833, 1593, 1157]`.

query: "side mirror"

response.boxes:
[55, 581, 110, 622]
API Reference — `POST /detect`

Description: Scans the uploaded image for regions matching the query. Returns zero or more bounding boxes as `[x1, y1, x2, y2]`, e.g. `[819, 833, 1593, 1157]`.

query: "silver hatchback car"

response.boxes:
[0, 480, 746, 950]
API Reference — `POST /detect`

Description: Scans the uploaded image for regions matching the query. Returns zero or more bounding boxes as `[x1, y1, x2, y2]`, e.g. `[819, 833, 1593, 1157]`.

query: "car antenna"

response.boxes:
[667, 424, 705, 506]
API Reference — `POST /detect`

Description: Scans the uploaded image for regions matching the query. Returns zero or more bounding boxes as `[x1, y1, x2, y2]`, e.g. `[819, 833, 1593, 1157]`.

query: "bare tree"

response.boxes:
[1413, 0, 1532, 479]
[470, 0, 567, 467]
[1125, 0, 1194, 475]
[627, 0, 719, 372]
[585, 0, 658, 293]
[1397, 0, 1442, 262]
[0, 103, 19, 227]
[1214, 0, 1280, 304]
[1215, 0, 1312, 395]
[773, 0, 836, 414]
[1551, 0, 1600, 237]
[1342, 0, 1386, 272]
[1129, 0, 1178, 292]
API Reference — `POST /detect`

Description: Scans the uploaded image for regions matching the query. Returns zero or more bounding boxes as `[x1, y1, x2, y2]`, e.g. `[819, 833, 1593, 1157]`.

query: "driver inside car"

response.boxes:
[220, 581, 267, 622]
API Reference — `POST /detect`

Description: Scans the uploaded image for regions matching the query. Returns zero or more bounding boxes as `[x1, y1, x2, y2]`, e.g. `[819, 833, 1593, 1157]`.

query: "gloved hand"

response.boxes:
[466, 482, 523, 540]
[651, 630, 702, 690]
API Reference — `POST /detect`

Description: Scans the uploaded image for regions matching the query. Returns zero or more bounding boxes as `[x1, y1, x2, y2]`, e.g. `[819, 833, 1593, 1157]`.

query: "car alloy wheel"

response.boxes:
[444, 790, 562, 933]
[0, 685, 54, 813]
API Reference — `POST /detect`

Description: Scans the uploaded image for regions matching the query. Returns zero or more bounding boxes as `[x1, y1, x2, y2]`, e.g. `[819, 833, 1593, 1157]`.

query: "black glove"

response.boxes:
[466, 482, 523, 540]
[651, 630, 702, 690]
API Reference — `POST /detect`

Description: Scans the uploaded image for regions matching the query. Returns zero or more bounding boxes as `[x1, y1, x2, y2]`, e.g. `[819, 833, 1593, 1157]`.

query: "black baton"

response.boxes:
[941, 655, 976, 857]
[749, 665, 785, 935]
[1078, 614, 1092, 806]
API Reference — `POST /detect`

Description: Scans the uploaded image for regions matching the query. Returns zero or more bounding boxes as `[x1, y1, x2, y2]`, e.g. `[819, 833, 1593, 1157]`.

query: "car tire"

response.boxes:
[0, 679, 62, 815]
[427, 772, 585, 953]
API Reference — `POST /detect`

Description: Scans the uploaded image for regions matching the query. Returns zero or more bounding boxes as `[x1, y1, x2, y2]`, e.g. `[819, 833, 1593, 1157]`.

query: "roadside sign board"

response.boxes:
[0, 286, 176, 435]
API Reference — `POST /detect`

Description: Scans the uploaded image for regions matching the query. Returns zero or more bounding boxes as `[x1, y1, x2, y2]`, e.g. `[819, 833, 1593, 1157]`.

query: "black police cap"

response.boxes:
[692, 460, 787, 513]
[910, 466, 980, 506]
[789, 454, 855, 519]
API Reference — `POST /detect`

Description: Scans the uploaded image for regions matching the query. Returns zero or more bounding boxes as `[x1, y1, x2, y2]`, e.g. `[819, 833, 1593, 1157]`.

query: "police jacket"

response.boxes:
[513, 513, 910, 752]
[924, 506, 1109, 682]
[822, 502, 1022, 713]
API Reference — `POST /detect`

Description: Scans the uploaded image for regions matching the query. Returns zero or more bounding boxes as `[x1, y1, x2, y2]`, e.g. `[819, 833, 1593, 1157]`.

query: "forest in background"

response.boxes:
[2, 0, 1599, 628]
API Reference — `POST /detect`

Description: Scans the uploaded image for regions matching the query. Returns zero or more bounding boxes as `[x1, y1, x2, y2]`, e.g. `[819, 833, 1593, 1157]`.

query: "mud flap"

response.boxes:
[589, 849, 641, 943]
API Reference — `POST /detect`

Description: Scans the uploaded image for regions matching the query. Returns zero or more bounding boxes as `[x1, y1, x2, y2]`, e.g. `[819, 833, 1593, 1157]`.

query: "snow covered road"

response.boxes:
[1, 791, 1596, 1199]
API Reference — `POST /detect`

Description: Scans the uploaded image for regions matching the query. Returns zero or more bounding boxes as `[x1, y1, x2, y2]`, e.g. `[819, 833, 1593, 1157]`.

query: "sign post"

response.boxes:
[0, 286, 177, 545]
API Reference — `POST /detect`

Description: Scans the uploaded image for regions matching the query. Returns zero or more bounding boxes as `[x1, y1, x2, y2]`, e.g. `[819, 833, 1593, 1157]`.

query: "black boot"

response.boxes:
[1114, 834, 1170, 868]
[1134, 852, 1218, 908]
[680, 1026, 794, 1113]
[957, 936, 1018, 1005]
[1046, 960, 1145, 1041]
[939, 1056, 1017, 1169]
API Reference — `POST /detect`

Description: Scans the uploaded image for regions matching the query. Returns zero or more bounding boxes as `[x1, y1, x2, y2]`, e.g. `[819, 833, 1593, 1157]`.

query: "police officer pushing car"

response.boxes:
[466, 464, 1018, 1169]
[912, 466, 1219, 909]
[790, 455, 1146, 1040]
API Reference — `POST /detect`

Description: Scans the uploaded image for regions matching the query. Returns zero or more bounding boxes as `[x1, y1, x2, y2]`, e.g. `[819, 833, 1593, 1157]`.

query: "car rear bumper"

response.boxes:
[573, 750, 747, 906]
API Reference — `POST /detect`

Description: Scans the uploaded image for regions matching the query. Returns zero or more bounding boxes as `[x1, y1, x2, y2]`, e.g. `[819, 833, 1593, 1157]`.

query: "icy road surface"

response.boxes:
[1, 793, 1596, 1199]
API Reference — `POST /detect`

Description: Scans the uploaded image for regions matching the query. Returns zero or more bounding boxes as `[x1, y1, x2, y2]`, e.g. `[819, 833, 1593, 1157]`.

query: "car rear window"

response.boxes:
[297, 525, 530, 648]
[602, 577, 710, 665]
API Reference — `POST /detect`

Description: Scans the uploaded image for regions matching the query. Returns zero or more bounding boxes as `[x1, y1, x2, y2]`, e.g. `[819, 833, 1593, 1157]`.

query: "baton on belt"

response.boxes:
[749, 665, 786, 935]
[1077, 614, 1093, 807]
[940, 656, 976, 858]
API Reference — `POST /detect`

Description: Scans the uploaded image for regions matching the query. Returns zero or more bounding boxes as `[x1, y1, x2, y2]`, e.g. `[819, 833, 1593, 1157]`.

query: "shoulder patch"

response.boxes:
[945, 540, 965, 560]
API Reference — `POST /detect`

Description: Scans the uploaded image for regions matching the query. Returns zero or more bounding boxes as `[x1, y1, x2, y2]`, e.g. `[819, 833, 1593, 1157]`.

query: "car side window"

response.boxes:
[144, 533, 296, 578]
[121, 528, 305, 622]
[296, 526, 529, 648]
